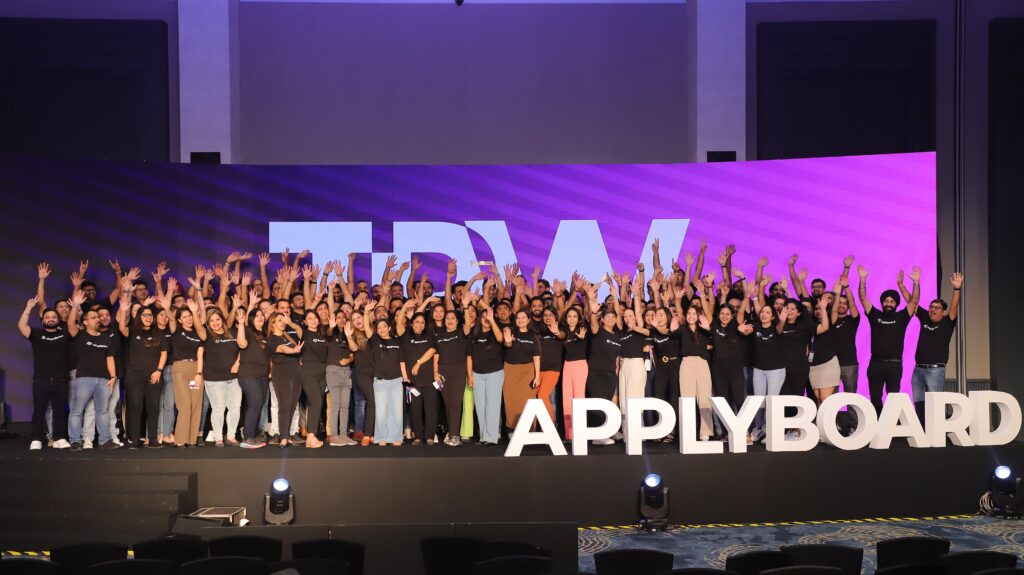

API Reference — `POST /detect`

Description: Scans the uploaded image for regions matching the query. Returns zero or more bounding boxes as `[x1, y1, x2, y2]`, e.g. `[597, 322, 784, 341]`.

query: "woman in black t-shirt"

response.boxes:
[346, 310, 375, 445]
[363, 299, 404, 446]
[560, 306, 589, 440]
[502, 310, 540, 430]
[397, 309, 437, 444]
[434, 310, 471, 446]
[325, 305, 356, 446]
[298, 309, 328, 448]
[118, 295, 169, 449]
[536, 307, 563, 428]
[649, 306, 681, 442]
[198, 308, 247, 446]
[751, 303, 787, 441]
[238, 307, 271, 448]
[163, 297, 207, 447]
[808, 285, 841, 402]
[710, 282, 754, 420]
[470, 306, 505, 445]
[267, 311, 304, 448]
[676, 282, 714, 441]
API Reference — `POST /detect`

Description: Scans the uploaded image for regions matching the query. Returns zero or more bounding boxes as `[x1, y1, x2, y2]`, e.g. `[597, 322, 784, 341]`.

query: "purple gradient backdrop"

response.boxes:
[0, 152, 934, 420]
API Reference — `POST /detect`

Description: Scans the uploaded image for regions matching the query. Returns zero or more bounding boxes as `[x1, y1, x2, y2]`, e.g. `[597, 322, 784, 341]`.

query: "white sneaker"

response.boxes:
[83, 440, 94, 450]
[699, 435, 710, 442]
[592, 438, 615, 446]
[206, 431, 215, 442]
[785, 430, 802, 441]
[52, 439, 71, 449]
[612, 432, 624, 441]
[112, 438, 124, 446]
[29, 440, 42, 451]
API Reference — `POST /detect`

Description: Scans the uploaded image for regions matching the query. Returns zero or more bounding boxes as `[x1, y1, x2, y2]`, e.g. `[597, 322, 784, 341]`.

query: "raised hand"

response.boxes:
[652, 238, 660, 254]
[779, 306, 790, 323]
[447, 258, 458, 276]
[203, 267, 215, 282]
[844, 255, 855, 268]
[236, 307, 246, 325]
[301, 264, 313, 280]
[384, 254, 398, 271]
[310, 264, 321, 280]
[213, 263, 226, 278]
[779, 277, 789, 292]
[671, 258, 681, 272]
[70, 271, 84, 289]
[636, 261, 645, 273]
[226, 251, 241, 264]
[228, 269, 241, 286]
[744, 279, 756, 297]
[155, 261, 169, 279]
[483, 307, 495, 322]
[281, 247, 290, 265]
[909, 266, 921, 282]
[166, 277, 179, 295]
[758, 256, 769, 268]
[241, 271, 252, 286]
[126, 267, 142, 283]
[950, 272, 964, 289]
[297, 249, 311, 260]
[344, 322, 354, 337]
[733, 268, 745, 280]
[798, 268, 807, 281]
[717, 250, 728, 267]
[259, 252, 271, 267]
[25, 296, 39, 310]
[698, 314, 710, 331]
[185, 298, 199, 313]
[109, 259, 122, 275]
[790, 253, 799, 266]
[142, 296, 157, 307]
[725, 244, 736, 257]
[79, 260, 89, 277]
[397, 260, 409, 275]
[37, 262, 52, 279]
[858, 265, 869, 279]
[239, 252, 253, 261]
[898, 270, 905, 284]
[231, 294, 244, 311]
[683, 251, 695, 268]
[71, 290, 86, 306]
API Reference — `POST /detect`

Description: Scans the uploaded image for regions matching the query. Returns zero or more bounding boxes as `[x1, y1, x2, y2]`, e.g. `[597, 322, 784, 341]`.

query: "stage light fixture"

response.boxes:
[638, 473, 669, 532]
[982, 465, 1024, 519]
[265, 478, 295, 525]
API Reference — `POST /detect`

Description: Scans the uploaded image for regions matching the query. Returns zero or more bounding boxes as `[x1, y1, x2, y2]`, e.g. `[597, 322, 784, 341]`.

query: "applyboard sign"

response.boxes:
[503, 392, 1022, 456]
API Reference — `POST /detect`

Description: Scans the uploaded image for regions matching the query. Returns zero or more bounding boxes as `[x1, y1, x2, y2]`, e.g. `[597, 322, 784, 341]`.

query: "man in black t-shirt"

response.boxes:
[18, 295, 73, 450]
[858, 265, 920, 414]
[911, 272, 963, 420]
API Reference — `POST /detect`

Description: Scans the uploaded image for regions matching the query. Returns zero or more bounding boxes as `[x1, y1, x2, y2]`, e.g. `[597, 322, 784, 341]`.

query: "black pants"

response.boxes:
[653, 359, 681, 413]
[125, 369, 162, 444]
[272, 363, 302, 439]
[300, 365, 326, 439]
[410, 385, 439, 441]
[32, 377, 69, 441]
[585, 369, 618, 428]
[438, 363, 467, 438]
[355, 370, 375, 437]
[867, 357, 902, 414]
[712, 362, 746, 413]
[239, 375, 269, 440]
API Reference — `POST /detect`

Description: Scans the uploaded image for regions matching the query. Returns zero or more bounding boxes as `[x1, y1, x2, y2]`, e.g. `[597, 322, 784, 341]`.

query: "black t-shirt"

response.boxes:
[538, 329, 563, 372]
[470, 327, 503, 374]
[99, 328, 124, 377]
[401, 331, 436, 379]
[678, 326, 712, 361]
[125, 326, 167, 372]
[753, 323, 785, 371]
[832, 314, 860, 366]
[867, 307, 912, 360]
[28, 327, 71, 379]
[650, 328, 681, 362]
[915, 307, 957, 364]
[171, 328, 203, 362]
[353, 337, 375, 378]
[203, 331, 240, 380]
[301, 329, 329, 367]
[563, 328, 589, 362]
[780, 316, 816, 366]
[238, 328, 271, 378]
[435, 329, 469, 366]
[505, 329, 540, 365]
[326, 330, 352, 367]
[72, 331, 114, 379]
[711, 321, 746, 364]
[619, 330, 646, 359]
[371, 334, 403, 380]
[268, 333, 300, 366]
[810, 325, 836, 366]
[589, 328, 623, 373]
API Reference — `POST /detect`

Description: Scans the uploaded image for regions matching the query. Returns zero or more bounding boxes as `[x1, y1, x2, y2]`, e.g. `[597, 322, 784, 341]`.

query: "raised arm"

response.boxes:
[755, 256, 768, 290]
[895, 269, 912, 303]
[857, 265, 873, 315]
[258, 252, 271, 300]
[363, 300, 378, 338]
[346, 252, 356, 296]
[117, 286, 132, 337]
[445, 258, 457, 311]
[815, 297, 830, 335]
[35, 262, 52, 314]
[829, 278, 842, 326]
[906, 266, 921, 315]
[693, 240, 707, 283]
[407, 255, 421, 299]
[18, 296, 38, 338]
[949, 272, 963, 321]
[789, 253, 808, 298]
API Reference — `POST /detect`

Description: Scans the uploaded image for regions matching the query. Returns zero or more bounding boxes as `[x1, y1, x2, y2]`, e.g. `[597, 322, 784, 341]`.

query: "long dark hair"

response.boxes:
[132, 306, 160, 347]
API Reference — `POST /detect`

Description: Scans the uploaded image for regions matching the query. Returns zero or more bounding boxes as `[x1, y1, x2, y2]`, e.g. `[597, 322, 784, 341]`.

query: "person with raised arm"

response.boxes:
[267, 310, 304, 448]
[584, 282, 622, 445]
[471, 303, 505, 445]
[347, 308, 375, 446]
[19, 294, 73, 450]
[67, 295, 120, 451]
[617, 276, 650, 431]
[238, 299, 271, 449]
[859, 264, 920, 414]
[808, 280, 843, 402]
[325, 285, 357, 446]
[502, 308, 542, 433]
[117, 280, 168, 449]
[678, 275, 715, 441]
[709, 279, 755, 442]
[295, 306, 327, 448]
[161, 279, 208, 448]
[789, 253, 809, 299]
[749, 299, 789, 443]
[911, 272, 963, 421]
[198, 301, 246, 447]
[363, 295, 404, 447]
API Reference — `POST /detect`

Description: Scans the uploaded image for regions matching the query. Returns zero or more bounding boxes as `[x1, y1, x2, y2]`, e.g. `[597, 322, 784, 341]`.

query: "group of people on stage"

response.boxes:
[19, 242, 962, 451]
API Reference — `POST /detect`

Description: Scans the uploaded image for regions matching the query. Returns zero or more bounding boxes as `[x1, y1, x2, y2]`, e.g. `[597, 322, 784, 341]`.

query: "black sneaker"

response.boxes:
[128, 442, 139, 450]
[145, 442, 165, 449]
[257, 431, 268, 443]
[269, 434, 280, 443]
[196, 437, 206, 447]
[98, 441, 121, 450]
[412, 439, 422, 445]
[289, 433, 303, 443]
[70, 442, 83, 452]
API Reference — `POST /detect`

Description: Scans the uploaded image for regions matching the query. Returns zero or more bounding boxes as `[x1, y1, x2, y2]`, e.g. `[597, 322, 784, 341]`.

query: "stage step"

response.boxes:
[0, 471, 197, 550]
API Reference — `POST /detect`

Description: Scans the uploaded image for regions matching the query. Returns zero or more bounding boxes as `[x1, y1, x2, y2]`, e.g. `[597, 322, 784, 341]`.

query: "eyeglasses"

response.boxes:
[140, 313, 153, 318]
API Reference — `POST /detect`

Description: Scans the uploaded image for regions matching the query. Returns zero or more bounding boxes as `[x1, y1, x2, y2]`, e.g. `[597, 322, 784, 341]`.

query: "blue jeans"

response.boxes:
[198, 387, 211, 436]
[473, 370, 505, 444]
[70, 377, 112, 445]
[158, 365, 175, 436]
[352, 376, 367, 433]
[373, 377, 403, 443]
[912, 366, 945, 421]
[752, 367, 786, 435]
